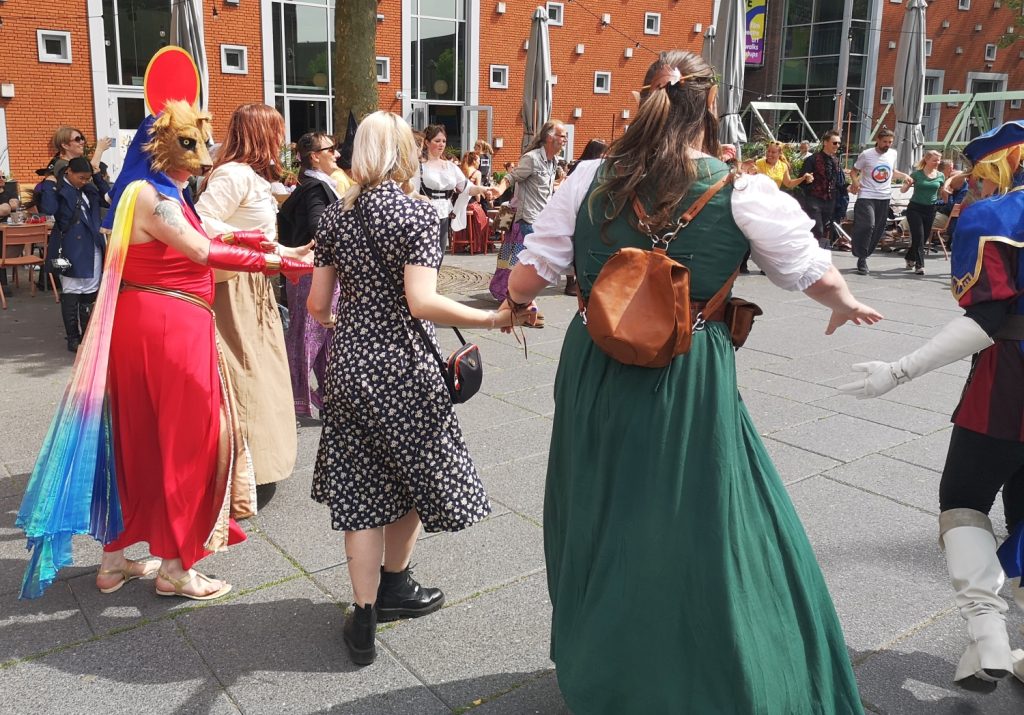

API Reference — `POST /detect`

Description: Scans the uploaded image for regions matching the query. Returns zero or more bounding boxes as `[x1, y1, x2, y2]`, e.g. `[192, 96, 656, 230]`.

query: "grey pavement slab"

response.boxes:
[743, 317, 866, 359]
[761, 437, 841, 484]
[454, 393, 539, 436]
[470, 671, 568, 714]
[808, 393, 952, 436]
[883, 426, 953, 473]
[788, 477, 954, 653]
[491, 385, 555, 419]
[822, 454, 942, 516]
[0, 620, 240, 715]
[463, 416, 553, 470]
[738, 368, 841, 403]
[769, 413, 917, 463]
[0, 580, 93, 664]
[377, 572, 555, 712]
[854, 611, 1024, 715]
[478, 360, 559, 396]
[479, 452, 549, 524]
[177, 576, 449, 715]
[741, 389, 833, 436]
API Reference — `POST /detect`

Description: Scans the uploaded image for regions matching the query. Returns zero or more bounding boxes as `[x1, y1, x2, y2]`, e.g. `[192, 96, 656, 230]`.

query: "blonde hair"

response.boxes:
[764, 141, 789, 167]
[474, 139, 493, 155]
[51, 126, 84, 157]
[970, 144, 1022, 194]
[914, 150, 942, 171]
[342, 111, 419, 210]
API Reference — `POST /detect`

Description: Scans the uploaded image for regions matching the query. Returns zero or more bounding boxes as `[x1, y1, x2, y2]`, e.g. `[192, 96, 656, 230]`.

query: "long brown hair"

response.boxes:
[211, 103, 285, 181]
[590, 50, 720, 236]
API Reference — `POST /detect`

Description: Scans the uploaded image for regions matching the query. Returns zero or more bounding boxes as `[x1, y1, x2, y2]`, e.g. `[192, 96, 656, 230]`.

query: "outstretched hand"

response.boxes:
[825, 303, 883, 335]
[837, 361, 902, 399]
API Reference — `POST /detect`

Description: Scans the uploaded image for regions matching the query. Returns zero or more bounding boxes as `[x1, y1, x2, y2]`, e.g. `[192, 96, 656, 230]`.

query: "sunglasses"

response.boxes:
[71, 136, 86, 143]
[829, 140, 841, 146]
[315, 145, 336, 154]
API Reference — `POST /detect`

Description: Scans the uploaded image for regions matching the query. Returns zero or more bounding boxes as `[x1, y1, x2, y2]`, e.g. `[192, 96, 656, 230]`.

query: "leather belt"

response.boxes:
[691, 299, 727, 324]
[121, 281, 214, 316]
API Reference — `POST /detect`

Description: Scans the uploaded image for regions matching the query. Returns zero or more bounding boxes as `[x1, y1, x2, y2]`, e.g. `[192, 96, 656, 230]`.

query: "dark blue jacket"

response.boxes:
[39, 177, 109, 280]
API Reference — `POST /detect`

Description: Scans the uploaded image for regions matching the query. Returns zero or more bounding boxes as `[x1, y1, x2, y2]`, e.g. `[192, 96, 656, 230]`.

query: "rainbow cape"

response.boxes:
[15, 182, 146, 599]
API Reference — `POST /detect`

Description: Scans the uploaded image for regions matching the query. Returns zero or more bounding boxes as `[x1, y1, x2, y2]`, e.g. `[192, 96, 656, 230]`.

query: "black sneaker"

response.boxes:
[856, 258, 869, 275]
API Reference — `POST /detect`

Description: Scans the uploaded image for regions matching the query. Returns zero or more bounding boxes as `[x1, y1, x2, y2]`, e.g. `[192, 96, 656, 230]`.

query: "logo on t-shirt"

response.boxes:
[871, 164, 892, 184]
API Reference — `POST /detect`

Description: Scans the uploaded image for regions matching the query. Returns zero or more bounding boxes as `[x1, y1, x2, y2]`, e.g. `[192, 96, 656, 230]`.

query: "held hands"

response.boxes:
[824, 302, 884, 335]
[279, 240, 315, 264]
[803, 173, 814, 184]
[496, 298, 540, 332]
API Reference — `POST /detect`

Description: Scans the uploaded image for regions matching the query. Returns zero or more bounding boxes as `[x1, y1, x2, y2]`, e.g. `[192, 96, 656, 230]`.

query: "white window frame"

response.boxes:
[37, 30, 72, 64]
[593, 71, 611, 94]
[958, 0, 971, 9]
[489, 64, 509, 89]
[546, 2, 564, 26]
[644, 12, 661, 35]
[376, 56, 390, 83]
[984, 44, 997, 61]
[880, 86, 894, 104]
[220, 45, 248, 75]
[947, 89, 961, 107]
[924, 39, 932, 57]
[1011, 98, 1022, 110]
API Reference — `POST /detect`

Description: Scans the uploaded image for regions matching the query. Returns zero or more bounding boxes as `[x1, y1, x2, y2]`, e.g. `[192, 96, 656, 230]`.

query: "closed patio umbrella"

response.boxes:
[522, 6, 553, 151]
[710, 0, 747, 150]
[893, 0, 927, 173]
[170, 0, 209, 112]
[701, 24, 716, 67]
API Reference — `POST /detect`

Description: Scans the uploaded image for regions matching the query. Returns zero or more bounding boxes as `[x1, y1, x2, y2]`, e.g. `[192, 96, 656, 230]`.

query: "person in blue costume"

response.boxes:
[504, 50, 880, 714]
[840, 120, 1024, 685]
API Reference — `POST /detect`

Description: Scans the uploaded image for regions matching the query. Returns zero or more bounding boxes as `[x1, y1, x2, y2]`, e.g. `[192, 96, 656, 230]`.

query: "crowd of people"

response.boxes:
[9, 44, 1024, 714]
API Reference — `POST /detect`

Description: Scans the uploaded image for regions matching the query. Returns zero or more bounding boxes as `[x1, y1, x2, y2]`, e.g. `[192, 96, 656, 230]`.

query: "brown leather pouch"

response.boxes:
[725, 297, 763, 349]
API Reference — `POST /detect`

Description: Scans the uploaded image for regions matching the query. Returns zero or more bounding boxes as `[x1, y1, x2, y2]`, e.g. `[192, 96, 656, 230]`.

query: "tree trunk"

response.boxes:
[333, 0, 378, 130]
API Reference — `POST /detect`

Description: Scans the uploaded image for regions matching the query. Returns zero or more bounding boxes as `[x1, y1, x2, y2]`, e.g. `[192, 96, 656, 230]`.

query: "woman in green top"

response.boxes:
[506, 50, 882, 714]
[900, 149, 944, 274]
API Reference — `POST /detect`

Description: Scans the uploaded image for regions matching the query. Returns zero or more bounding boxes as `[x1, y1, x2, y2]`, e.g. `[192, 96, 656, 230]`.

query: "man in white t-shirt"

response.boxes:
[849, 128, 913, 274]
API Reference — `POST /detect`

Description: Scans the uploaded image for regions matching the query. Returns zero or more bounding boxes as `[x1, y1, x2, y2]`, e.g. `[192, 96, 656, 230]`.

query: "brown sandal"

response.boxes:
[96, 558, 160, 594]
[155, 569, 232, 601]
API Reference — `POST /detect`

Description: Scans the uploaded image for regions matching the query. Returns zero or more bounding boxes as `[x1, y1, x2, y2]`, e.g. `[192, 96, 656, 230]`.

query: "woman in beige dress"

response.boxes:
[196, 103, 298, 497]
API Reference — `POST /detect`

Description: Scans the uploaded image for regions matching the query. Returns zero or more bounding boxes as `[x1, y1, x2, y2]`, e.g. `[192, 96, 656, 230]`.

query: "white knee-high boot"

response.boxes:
[939, 508, 1013, 682]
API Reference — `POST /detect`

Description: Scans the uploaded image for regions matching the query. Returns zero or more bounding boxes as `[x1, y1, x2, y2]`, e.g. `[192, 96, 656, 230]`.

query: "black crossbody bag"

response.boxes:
[354, 201, 483, 403]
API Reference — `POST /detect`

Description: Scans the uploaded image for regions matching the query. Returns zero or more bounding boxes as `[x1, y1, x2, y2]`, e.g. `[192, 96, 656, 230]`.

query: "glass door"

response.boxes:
[108, 91, 146, 180]
[461, 105, 493, 152]
[286, 98, 329, 143]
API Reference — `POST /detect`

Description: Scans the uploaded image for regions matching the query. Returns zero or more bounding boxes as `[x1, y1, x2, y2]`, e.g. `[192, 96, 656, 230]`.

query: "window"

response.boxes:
[376, 57, 390, 83]
[547, 2, 564, 26]
[924, 39, 932, 57]
[37, 30, 71, 64]
[1011, 99, 1022, 110]
[594, 71, 611, 94]
[644, 13, 661, 35]
[220, 45, 248, 75]
[958, 0, 971, 8]
[489, 64, 509, 89]
[880, 86, 894, 104]
[947, 89, 961, 107]
[985, 44, 997, 61]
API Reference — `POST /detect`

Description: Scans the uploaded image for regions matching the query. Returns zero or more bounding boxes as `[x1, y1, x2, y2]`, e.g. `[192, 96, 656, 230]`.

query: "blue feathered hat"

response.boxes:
[963, 119, 1024, 164]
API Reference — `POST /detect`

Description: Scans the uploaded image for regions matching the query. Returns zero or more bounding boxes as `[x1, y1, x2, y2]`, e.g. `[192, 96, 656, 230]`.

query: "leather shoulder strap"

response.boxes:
[700, 267, 741, 320]
[632, 171, 735, 230]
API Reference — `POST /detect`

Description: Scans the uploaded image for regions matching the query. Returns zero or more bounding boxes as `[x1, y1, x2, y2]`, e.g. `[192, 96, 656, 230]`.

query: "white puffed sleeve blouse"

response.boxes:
[516, 158, 832, 292]
[196, 162, 279, 242]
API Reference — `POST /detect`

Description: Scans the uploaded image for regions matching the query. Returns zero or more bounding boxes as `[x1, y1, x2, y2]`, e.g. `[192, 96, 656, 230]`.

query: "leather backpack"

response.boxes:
[578, 173, 745, 368]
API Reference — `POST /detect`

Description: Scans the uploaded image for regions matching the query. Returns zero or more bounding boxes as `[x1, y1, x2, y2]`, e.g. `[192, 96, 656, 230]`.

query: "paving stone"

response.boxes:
[769, 414, 916, 462]
[808, 393, 952, 436]
[492, 385, 555, 419]
[854, 611, 1024, 715]
[480, 452, 549, 523]
[378, 572, 553, 712]
[311, 511, 543, 606]
[0, 471, 28, 499]
[177, 577, 448, 715]
[741, 390, 834, 436]
[0, 580, 93, 664]
[66, 529, 301, 636]
[463, 416, 553, 470]
[759, 349, 880, 388]
[744, 318, 867, 359]
[761, 438, 841, 484]
[471, 670, 569, 714]
[883, 427, 953, 473]
[455, 393, 539, 436]
[0, 620, 238, 715]
[788, 477, 955, 653]
[737, 369, 840, 403]
[823, 454, 942, 516]
[877, 372, 967, 414]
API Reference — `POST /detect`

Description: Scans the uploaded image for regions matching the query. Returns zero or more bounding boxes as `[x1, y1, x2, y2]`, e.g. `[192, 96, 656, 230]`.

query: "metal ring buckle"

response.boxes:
[579, 306, 588, 326]
[692, 312, 706, 332]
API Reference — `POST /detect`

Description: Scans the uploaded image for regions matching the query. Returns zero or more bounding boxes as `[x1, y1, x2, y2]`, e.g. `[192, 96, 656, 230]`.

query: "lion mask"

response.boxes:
[142, 99, 213, 176]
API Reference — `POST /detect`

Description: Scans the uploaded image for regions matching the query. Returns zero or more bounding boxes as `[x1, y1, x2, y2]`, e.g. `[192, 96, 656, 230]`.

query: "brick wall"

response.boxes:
[203, 2, 265, 138]
[375, 0, 403, 116]
[476, 2, 714, 164]
[0, 1, 96, 185]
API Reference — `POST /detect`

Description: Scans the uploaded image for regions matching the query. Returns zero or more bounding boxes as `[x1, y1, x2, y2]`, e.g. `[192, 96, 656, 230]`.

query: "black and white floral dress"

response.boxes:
[311, 181, 492, 532]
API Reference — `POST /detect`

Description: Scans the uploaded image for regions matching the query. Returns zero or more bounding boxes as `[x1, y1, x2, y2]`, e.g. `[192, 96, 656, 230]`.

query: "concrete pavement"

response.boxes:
[1, 248, 1023, 714]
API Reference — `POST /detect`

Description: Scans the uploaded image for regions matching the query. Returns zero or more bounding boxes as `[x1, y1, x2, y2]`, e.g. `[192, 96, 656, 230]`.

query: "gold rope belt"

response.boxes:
[121, 281, 214, 316]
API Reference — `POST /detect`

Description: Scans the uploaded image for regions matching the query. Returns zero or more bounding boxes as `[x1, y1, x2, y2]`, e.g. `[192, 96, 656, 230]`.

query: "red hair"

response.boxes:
[212, 103, 285, 181]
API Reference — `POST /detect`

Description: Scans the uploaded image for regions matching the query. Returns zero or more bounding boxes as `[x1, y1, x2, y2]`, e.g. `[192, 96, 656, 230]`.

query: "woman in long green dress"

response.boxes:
[506, 50, 882, 714]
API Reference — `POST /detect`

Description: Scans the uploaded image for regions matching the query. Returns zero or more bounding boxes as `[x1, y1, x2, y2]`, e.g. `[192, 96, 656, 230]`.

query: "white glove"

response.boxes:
[837, 316, 993, 399]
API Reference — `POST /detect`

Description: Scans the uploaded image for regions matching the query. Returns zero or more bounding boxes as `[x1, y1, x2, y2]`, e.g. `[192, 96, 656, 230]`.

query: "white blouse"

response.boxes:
[196, 162, 279, 242]
[517, 159, 832, 292]
[413, 160, 476, 231]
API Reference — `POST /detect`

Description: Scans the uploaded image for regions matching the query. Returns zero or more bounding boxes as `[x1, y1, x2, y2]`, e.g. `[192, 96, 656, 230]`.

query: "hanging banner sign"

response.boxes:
[745, 0, 768, 66]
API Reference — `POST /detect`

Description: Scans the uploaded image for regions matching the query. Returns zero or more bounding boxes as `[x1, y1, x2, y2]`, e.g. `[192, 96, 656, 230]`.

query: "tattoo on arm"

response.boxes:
[153, 199, 189, 237]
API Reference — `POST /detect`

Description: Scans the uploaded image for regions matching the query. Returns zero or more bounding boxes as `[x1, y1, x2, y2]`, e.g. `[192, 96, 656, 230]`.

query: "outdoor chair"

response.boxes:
[0, 223, 59, 309]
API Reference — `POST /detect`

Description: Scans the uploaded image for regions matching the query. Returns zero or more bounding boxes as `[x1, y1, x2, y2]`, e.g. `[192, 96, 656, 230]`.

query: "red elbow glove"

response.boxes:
[206, 241, 312, 283]
[216, 230, 273, 252]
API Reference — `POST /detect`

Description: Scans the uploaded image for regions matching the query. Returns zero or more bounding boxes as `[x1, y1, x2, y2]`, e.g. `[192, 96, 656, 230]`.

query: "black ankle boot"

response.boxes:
[60, 294, 81, 352]
[343, 603, 377, 666]
[376, 566, 445, 622]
